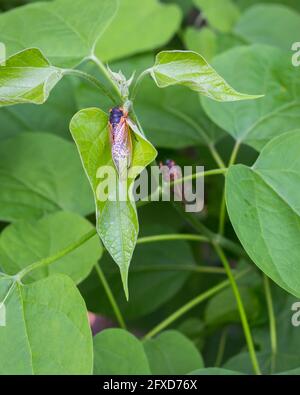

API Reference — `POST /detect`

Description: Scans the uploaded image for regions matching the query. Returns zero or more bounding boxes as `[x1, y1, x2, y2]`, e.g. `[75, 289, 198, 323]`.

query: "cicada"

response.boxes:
[109, 106, 132, 180]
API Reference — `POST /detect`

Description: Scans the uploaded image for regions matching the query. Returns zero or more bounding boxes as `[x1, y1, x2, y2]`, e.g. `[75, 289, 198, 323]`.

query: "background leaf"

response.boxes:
[144, 330, 204, 374]
[93, 328, 151, 374]
[226, 130, 300, 297]
[0, 274, 93, 374]
[0, 0, 119, 68]
[0, 211, 102, 284]
[80, 225, 196, 320]
[202, 45, 300, 151]
[0, 132, 93, 222]
[95, 0, 182, 62]
[193, 0, 240, 33]
[235, 4, 300, 51]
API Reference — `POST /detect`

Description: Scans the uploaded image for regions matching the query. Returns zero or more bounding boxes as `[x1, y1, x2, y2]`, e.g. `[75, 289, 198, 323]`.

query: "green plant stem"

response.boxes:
[137, 233, 209, 245]
[18, 229, 97, 280]
[0, 280, 16, 309]
[209, 144, 226, 169]
[218, 140, 241, 235]
[90, 54, 122, 101]
[63, 69, 117, 104]
[215, 328, 228, 367]
[213, 243, 261, 375]
[130, 264, 227, 275]
[172, 167, 227, 186]
[94, 264, 126, 330]
[263, 274, 277, 373]
[143, 268, 249, 340]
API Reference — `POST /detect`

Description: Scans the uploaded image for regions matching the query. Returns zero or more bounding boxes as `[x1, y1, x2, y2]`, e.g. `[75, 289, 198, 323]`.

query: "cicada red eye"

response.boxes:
[109, 107, 132, 180]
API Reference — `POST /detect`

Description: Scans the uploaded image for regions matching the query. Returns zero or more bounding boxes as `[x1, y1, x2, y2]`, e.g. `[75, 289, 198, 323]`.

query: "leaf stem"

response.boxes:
[137, 233, 209, 245]
[213, 243, 261, 375]
[130, 264, 227, 275]
[209, 144, 226, 169]
[143, 268, 249, 340]
[18, 229, 97, 280]
[90, 54, 122, 102]
[263, 274, 277, 373]
[63, 68, 117, 104]
[94, 264, 126, 330]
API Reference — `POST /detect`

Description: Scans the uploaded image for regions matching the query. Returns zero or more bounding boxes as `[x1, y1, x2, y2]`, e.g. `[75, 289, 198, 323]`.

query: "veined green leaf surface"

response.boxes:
[0, 275, 93, 374]
[0, 48, 63, 106]
[149, 51, 262, 102]
[226, 130, 300, 297]
[69, 108, 157, 298]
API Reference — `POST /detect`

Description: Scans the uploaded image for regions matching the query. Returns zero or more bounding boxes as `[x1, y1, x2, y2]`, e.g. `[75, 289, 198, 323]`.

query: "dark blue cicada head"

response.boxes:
[109, 107, 124, 126]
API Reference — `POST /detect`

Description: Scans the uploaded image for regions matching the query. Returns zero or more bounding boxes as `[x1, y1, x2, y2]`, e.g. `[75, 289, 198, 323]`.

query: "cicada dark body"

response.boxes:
[109, 106, 132, 180]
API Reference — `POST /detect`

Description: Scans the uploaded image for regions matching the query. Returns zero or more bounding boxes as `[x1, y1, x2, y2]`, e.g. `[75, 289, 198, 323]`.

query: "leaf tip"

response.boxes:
[120, 269, 129, 301]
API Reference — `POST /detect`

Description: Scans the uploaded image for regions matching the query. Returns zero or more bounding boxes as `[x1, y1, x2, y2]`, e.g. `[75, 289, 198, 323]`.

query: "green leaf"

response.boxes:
[0, 274, 93, 374]
[202, 45, 300, 151]
[79, 225, 196, 320]
[0, 0, 119, 68]
[135, 79, 225, 148]
[184, 27, 245, 62]
[0, 48, 63, 106]
[235, 0, 300, 13]
[149, 50, 262, 101]
[189, 367, 243, 375]
[0, 133, 94, 222]
[93, 328, 151, 375]
[0, 211, 102, 284]
[0, 78, 77, 140]
[205, 286, 260, 327]
[235, 4, 300, 51]
[184, 27, 218, 62]
[95, 0, 182, 62]
[193, 0, 240, 33]
[226, 130, 300, 297]
[69, 108, 157, 298]
[144, 330, 204, 375]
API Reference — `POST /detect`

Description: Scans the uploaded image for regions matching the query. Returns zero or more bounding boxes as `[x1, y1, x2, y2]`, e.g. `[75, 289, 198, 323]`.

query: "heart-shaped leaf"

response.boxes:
[202, 45, 300, 151]
[93, 328, 151, 374]
[0, 48, 63, 106]
[0, 132, 94, 222]
[226, 130, 300, 297]
[148, 50, 262, 101]
[0, 274, 93, 374]
[0, 0, 119, 68]
[69, 108, 157, 298]
[0, 211, 102, 284]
